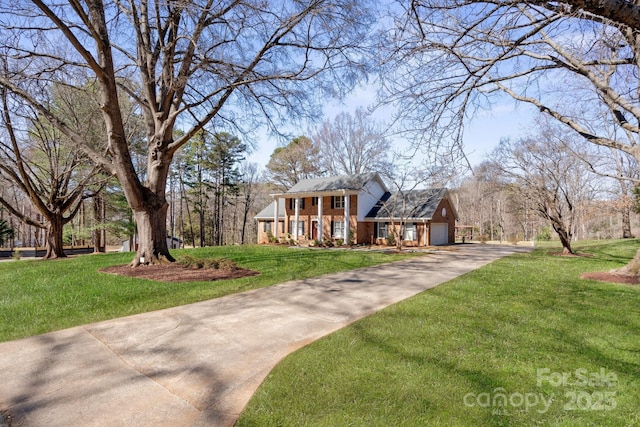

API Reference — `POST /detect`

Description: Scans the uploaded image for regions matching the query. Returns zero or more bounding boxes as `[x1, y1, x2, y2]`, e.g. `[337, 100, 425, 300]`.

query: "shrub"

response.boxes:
[178, 255, 206, 268]
[386, 234, 395, 246]
[178, 255, 238, 270]
[336, 238, 344, 246]
[266, 231, 275, 243]
[0, 219, 14, 246]
[536, 226, 552, 241]
[217, 258, 239, 270]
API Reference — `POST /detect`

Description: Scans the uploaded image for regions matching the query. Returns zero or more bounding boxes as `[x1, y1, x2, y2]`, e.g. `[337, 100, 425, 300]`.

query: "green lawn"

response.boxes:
[238, 239, 640, 426]
[0, 245, 416, 343]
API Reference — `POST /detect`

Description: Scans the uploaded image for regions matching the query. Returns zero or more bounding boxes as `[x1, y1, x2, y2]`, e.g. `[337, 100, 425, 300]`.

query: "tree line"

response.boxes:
[0, 123, 269, 253]
[0, 105, 397, 254]
[1, 105, 639, 257]
[454, 118, 639, 254]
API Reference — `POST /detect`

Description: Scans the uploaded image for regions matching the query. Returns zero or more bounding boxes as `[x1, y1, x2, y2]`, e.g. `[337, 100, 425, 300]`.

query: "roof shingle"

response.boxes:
[286, 172, 380, 194]
[365, 188, 448, 220]
[254, 201, 286, 219]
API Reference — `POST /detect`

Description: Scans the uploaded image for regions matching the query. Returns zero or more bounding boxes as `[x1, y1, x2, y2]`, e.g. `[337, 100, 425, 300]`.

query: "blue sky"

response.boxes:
[246, 86, 537, 174]
[462, 101, 537, 166]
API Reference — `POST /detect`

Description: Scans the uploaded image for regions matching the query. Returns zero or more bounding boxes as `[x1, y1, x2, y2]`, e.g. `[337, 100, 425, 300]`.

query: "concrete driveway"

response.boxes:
[0, 244, 532, 427]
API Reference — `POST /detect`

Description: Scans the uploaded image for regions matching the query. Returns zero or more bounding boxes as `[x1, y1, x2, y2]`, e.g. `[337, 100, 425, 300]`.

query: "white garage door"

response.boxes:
[430, 223, 448, 246]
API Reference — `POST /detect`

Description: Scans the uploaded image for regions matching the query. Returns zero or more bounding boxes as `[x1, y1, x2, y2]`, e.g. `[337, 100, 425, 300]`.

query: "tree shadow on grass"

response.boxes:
[338, 281, 640, 426]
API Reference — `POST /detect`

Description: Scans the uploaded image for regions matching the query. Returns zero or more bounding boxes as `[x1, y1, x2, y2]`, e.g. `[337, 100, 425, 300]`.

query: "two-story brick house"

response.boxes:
[255, 172, 458, 246]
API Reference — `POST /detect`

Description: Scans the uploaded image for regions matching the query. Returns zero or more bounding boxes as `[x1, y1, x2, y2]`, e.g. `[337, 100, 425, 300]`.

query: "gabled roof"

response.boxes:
[254, 201, 285, 220]
[365, 188, 455, 220]
[284, 172, 386, 195]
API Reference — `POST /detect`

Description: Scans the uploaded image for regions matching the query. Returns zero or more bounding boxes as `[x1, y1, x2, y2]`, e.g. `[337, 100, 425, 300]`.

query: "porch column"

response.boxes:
[273, 198, 280, 239]
[317, 196, 323, 241]
[294, 198, 300, 240]
[424, 221, 428, 247]
[343, 193, 350, 244]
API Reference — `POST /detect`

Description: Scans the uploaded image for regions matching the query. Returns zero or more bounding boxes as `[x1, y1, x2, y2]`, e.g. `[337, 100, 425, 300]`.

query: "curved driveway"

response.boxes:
[0, 244, 532, 427]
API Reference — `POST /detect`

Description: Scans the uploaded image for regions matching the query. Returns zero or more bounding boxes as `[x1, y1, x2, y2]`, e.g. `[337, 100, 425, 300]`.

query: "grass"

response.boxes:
[238, 239, 640, 426]
[0, 245, 417, 343]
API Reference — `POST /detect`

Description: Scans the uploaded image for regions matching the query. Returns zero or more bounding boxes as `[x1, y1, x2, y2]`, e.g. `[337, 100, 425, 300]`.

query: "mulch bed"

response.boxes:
[581, 272, 640, 285]
[547, 251, 638, 285]
[101, 263, 259, 283]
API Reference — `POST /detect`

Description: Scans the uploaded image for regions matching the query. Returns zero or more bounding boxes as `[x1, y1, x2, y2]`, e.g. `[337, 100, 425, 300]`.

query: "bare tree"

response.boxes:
[382, 0, 640, 271]
[583, 147, 640, 238]
[490, 128, 598, 254]
[455, 161, 615, 243]
[564, 137, 639, 239]
[527, 0, 640, 30]
[0, 85, 105, 258]
[462, 162, 510, 242]
[375, 154, 448, 251]
[311, 108, 391, 176]
[383, 0, 640, 155]
[611, 152, 638, 238]
[0, 1, 373, 265]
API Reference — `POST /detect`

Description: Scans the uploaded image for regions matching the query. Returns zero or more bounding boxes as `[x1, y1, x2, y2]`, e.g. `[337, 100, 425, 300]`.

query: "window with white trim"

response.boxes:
[289, 220, 305, 235]
[377, 222, 388, 238]
[264, 221, 284, 233]
[403, 223, 417, 241]
[331, 220, 345, 238]
[332, 195, 345, 209]
[288, 198, 305, 210]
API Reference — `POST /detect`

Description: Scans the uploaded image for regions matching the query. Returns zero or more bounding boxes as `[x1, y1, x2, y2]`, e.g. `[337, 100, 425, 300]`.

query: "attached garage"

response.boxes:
[364, 188, 458, 247]
[430, 223, 448, 246]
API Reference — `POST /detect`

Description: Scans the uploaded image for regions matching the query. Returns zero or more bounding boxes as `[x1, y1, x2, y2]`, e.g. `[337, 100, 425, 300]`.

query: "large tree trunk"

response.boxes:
[44, 215, 66, 259]
[615, 247, 640, 276]
[551, 222, 574, 254]
[241, 196, 250, 245]
[131, 202, 175, 266]
[93, 194, 105, 253]
[199, 206, 205, 248]
[394, 225, 403, 252]
[622, 206, 634, 238]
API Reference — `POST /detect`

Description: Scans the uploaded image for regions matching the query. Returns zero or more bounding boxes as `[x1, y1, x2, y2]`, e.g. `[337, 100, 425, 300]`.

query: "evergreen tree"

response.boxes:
[182, 131, 246, 246]
[0, 218, 14, 247]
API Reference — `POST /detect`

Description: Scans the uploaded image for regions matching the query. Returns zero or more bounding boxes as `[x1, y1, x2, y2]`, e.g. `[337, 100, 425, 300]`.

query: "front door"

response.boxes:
[312, 220, 318, 240]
